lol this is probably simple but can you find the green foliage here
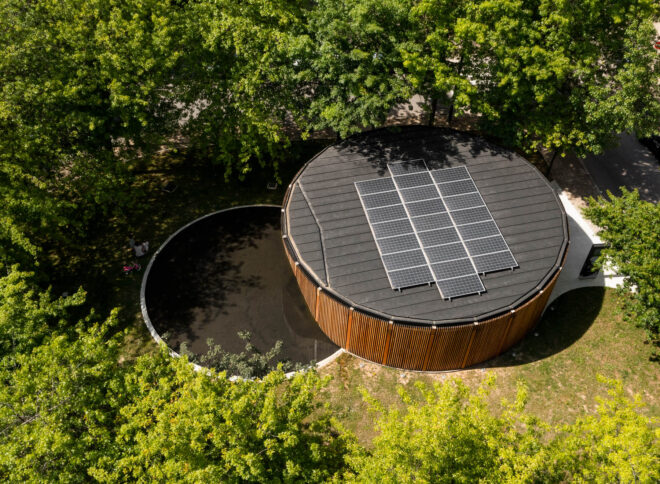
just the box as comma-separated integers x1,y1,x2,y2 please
345,375,659,483
0,318,126,482
0,265,86,360
181,331,305,379
0,268,351,482
90,354,351,483
409,0,660,155
346,376,552,483
307,0,413,137
177,0,312,179
0,0,185,262
550,376,660,484
584,188,660,343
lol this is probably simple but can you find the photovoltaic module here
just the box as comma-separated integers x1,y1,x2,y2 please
355,160,518,299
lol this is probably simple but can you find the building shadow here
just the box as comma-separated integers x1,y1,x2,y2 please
480,286,606,369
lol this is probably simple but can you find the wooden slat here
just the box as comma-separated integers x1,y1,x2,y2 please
316,291,349,347
286,248,564,370
348,311,388,363
463,315,511,367
295,264,318,317
386,324,433,370
426,323,474,371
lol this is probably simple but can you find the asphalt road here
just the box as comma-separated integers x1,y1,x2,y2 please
581,133,660,203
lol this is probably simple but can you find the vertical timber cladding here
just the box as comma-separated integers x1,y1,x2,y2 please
288,234,563,370
426,323,474,370
500,269,562,352
294,263,318,318
347,310,389,364
316,290,349,347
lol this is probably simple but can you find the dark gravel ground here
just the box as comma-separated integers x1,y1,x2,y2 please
144,206,337,365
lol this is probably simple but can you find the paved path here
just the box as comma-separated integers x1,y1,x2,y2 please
581,133,660,203
547,186,625,308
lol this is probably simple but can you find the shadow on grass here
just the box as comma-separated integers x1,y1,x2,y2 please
481,287,606,369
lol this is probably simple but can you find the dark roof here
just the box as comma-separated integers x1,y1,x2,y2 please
283,126,568,325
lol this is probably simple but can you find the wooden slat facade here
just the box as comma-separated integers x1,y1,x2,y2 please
295,263,318,318
286,241,564,370
346,311,389,363
316,290,349,347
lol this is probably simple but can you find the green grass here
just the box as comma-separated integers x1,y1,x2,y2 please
321,287,659,445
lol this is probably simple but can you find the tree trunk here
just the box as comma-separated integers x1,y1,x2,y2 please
545,150,558,178
428,98,438,127
447,101,455,127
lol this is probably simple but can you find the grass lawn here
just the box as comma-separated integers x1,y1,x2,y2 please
321,287,659,445
48,138,658,445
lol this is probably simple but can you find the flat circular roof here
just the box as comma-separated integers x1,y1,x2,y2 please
283,126,568,325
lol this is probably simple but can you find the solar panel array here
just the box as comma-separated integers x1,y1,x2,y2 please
355,160,518,299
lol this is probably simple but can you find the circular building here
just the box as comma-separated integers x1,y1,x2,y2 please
282,126,568,371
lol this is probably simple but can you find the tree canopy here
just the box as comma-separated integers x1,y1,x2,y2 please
584,188,660,345
345,376,659,483
1,0,659,266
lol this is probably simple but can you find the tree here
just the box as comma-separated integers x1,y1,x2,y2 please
179,331,305,379
345,376,553,483
401,0,476,126
175,0,313,179
0,318,126,482
306,0,413,137
0,268,351,481
453,0,660,156
0,265,86,361
345,375,659,483
549,376,659,483
90,357,352,482
0,0,186,263
583,188,660,346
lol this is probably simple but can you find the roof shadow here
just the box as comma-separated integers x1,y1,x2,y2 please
334,126,515,178
477,286,606,369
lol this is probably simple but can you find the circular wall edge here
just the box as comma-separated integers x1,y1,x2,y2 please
139,204,344,377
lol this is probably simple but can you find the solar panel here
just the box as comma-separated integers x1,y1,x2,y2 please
425,242,468,262
430,166,470,183
450,206,491,226
388,159,427,176
382,250,427,271
472,251,517,274
372,218,414,239
354,161,517,297
367,204,408,223
429,166,518,275
406,199,447,217
399,185,439,203
457,221,499,240
443,192,484,211
411,213,453,231
361,190,401,209
394,171,433,189
387,163,484,299
417,228,461,248
355,177,395,195
436,179,478,197
377,233,419,255
388,265,434,289
436,275,485,299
